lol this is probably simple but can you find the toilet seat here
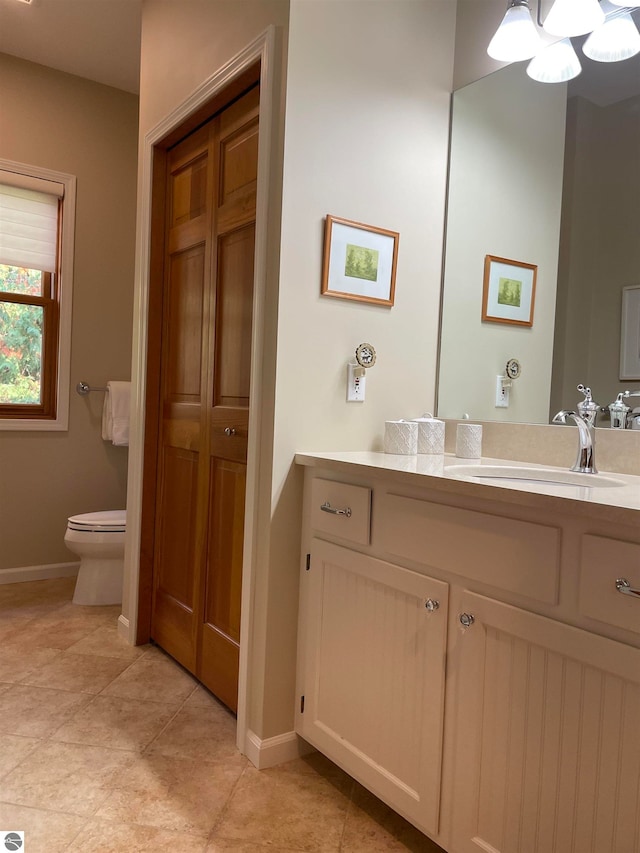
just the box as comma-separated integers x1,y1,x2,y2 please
67,510,126,533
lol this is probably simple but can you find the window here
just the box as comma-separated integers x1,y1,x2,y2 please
0,161,76,430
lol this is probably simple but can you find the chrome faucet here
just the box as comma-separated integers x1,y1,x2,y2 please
552,384,598,473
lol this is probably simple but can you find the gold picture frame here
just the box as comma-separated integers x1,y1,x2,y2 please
482,254,537,327
321,215,399,307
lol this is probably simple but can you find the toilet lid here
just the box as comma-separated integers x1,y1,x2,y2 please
67,510,126,532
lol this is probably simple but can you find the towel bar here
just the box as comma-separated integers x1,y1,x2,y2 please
76,381,108,395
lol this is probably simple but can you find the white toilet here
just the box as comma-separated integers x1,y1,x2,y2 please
64,510,126,605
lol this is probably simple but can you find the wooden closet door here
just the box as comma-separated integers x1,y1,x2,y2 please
199,87,259,710
151,85,259,711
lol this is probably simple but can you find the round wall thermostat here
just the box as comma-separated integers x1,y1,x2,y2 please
355,342,376,368
505,358,521,380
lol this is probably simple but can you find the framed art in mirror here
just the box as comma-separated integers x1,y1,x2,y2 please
321,215,399,307
620,285,640,381
482,254,537,327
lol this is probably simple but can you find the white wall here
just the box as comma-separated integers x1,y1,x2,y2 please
260,0,456,736
438,63,566,423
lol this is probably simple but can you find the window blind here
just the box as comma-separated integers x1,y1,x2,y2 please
0,181,61,273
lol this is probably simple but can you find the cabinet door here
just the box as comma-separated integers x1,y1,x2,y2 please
297,538,448,838
451,590,640,853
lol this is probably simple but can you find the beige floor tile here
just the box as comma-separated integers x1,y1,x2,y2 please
102,654,197,704
21,652,131,694
0,802,87,853
210,762,352,852
206,841,309,852
0,646,61,683
95,752,246,833
148,704,239,763
0,740,135,816
0,734,41,779
0,685,90,737
65,624,149,660
341,783,444,852
68,818,208,852
184,684,222,708
50,694,178,751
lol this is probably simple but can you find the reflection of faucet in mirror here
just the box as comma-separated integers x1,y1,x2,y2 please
552,384,599,473
605,390,640,429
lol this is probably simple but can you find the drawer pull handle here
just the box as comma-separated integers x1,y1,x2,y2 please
616,578,640,599
425,599,440,613
459,612,475,628
224,427,236,437
320,501,352,518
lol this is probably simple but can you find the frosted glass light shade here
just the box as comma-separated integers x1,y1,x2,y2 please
584,11,640,61
487,1,542,62
543,0,605,37
526,38,582,82
609,0,640,6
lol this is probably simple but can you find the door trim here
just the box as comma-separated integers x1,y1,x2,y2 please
123,25,279,757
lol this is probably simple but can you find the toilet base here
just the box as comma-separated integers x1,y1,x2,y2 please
72,557,124,606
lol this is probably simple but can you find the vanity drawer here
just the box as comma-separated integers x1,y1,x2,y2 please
377,493,560,604
309,478,371,546
579,534,640,636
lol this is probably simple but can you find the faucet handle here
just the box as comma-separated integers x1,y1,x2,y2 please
576,384,599,426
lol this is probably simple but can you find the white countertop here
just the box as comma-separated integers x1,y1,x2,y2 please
295,451,640,524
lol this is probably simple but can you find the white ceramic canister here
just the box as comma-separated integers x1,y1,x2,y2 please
411,412,445,455
383,419,418,455
455,422,483,459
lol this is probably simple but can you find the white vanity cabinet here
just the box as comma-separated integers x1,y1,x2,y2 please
294,458,640,853
450,590,640,853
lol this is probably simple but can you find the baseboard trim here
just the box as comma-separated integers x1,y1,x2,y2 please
243,728,315,770
117,614,130,642
0,561,80,585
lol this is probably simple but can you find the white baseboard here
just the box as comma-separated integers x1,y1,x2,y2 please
0,561,80,585
117,614,130,642
243,728,315,770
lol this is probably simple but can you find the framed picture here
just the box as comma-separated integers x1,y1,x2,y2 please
321,215,399,306
482,254,537,327
620,285,640,380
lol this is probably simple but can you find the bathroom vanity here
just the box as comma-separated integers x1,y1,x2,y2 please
294,451,640,853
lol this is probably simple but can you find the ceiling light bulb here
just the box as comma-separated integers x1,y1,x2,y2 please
583,9,640,61
543,0,605,37
526,38,582,82
487,0,542,62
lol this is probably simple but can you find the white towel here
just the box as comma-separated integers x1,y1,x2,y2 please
102,381,131,446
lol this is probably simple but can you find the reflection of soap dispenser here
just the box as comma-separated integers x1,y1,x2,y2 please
608,393,631,429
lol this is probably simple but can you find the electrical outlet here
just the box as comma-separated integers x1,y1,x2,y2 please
347,362,366,402
495,375,510,408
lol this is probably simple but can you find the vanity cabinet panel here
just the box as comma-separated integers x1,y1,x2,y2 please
377,492,560,604
579,534,640,636
451,590,640,853
296,538,449,839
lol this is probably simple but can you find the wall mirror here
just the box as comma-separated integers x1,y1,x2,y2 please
437,26,640,426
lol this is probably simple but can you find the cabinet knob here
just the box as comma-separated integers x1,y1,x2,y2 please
616,578,640,599
459,612,475,628
224,427,236,437
425,599,440,613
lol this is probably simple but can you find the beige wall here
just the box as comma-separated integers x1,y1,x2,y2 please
438,63,567,423
552,93,640,415
134,0,455,742
0,54,138,572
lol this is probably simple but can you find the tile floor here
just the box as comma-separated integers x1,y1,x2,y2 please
0,577,445,852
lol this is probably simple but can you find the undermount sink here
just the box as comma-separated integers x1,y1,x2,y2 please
445,464,625,489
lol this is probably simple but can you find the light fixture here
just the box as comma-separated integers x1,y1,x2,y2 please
543,0,605,37
487,0,542,62
609,0,640,6
584,1,640,60
527,37,582,81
